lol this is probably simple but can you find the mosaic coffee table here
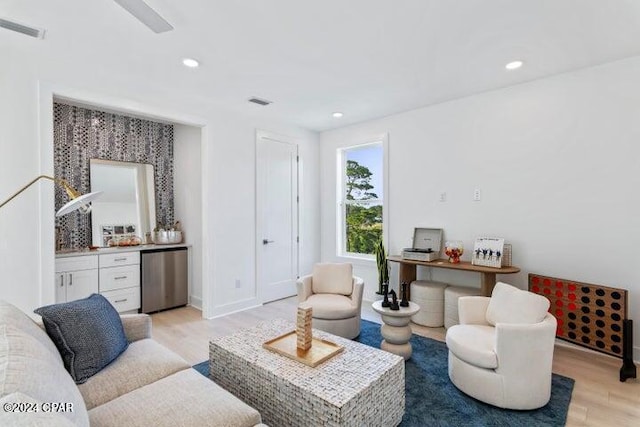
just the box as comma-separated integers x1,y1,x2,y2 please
209,319,405,427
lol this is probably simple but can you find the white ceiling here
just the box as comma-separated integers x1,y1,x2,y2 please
5,0,640,131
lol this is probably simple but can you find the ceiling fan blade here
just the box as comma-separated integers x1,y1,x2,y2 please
113,0,173,33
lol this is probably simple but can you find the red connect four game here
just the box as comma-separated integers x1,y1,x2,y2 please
528,273,636,382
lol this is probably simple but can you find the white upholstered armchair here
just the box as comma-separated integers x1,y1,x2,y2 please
446,282,557,410
296,263,364,339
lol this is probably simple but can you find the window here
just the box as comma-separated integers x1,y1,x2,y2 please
338,140,385,257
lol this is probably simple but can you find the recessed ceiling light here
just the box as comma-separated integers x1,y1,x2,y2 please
182,58,199,68
332,112,344,118
505,60,524,70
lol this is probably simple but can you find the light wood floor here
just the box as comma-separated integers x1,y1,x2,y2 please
151,298,640,427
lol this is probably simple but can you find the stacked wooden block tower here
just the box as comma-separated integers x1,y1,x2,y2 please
296,303,313,351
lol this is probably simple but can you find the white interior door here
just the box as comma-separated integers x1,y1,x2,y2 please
256,131,299,303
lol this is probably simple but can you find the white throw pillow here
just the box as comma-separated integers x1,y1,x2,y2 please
486,282,550,326
312,263,353,295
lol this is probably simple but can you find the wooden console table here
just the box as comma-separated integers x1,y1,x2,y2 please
388,256,520,298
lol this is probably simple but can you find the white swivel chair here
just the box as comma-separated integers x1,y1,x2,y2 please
446,282,557,410
296,263,364,339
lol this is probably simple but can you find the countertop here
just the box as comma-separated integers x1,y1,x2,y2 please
55,243,191,258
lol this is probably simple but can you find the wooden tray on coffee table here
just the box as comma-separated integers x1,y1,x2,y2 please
263,331,343,367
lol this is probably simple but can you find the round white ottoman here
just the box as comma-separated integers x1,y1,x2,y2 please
410,280,448,327
444,286,480,329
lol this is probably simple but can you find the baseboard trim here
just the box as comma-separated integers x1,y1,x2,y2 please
189,296,203,310
363,291,383,302
207,298,262,319
555,339,640,364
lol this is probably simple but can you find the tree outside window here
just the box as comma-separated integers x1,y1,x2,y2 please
340,143,383,256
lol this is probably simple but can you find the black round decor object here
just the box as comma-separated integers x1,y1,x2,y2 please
611,291,621,300
581,306,590,314
581,336,590,344
612,345,621,354
581,316,590,324
611,302,621,311
596,319,605,328
581,296,590,304
596,299,605,307
612,323,621,332
612,334,621,343
581,287,590,294
568,322,577,329
568,312,577,320
596,329,605,338
596,309,605,317
596,340,605,349
595,289,605,297
581,326,590,334
568,332,577,339
612,313,621,321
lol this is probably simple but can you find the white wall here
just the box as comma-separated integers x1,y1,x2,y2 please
206,122,320,315
174,124,203,309
0,43,320,320
298,137,321,278
320,57,640,360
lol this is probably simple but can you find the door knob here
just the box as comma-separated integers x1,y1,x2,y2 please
262,239,275,245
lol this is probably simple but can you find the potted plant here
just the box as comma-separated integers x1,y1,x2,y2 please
375,238,390,295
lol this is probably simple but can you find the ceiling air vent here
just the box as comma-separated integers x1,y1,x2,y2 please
248,97,273,106
0,18,45,39
113,0,173,34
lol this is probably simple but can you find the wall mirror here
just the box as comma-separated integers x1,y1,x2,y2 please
89,159,156,247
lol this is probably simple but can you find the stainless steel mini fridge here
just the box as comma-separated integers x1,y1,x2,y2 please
141,247,188,313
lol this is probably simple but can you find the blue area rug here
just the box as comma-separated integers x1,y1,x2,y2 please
194,319,574,426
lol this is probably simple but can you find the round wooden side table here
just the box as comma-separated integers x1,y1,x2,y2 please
372,300,420,360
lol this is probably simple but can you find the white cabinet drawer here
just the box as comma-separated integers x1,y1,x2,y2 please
101,287,140,313
55,255,98,273
99,252,140,268
99,265,140,292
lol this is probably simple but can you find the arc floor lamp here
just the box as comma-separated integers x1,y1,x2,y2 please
0,175,102,216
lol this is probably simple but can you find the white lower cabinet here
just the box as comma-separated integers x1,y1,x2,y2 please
101,287,141,313
99,265,140,292
99,251,140,313
55,256,99,303
55,251,141,313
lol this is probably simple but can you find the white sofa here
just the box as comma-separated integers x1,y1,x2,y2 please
0,301,264,427
445,282,557,410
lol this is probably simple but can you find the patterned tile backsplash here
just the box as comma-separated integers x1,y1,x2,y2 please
54,102,174,249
